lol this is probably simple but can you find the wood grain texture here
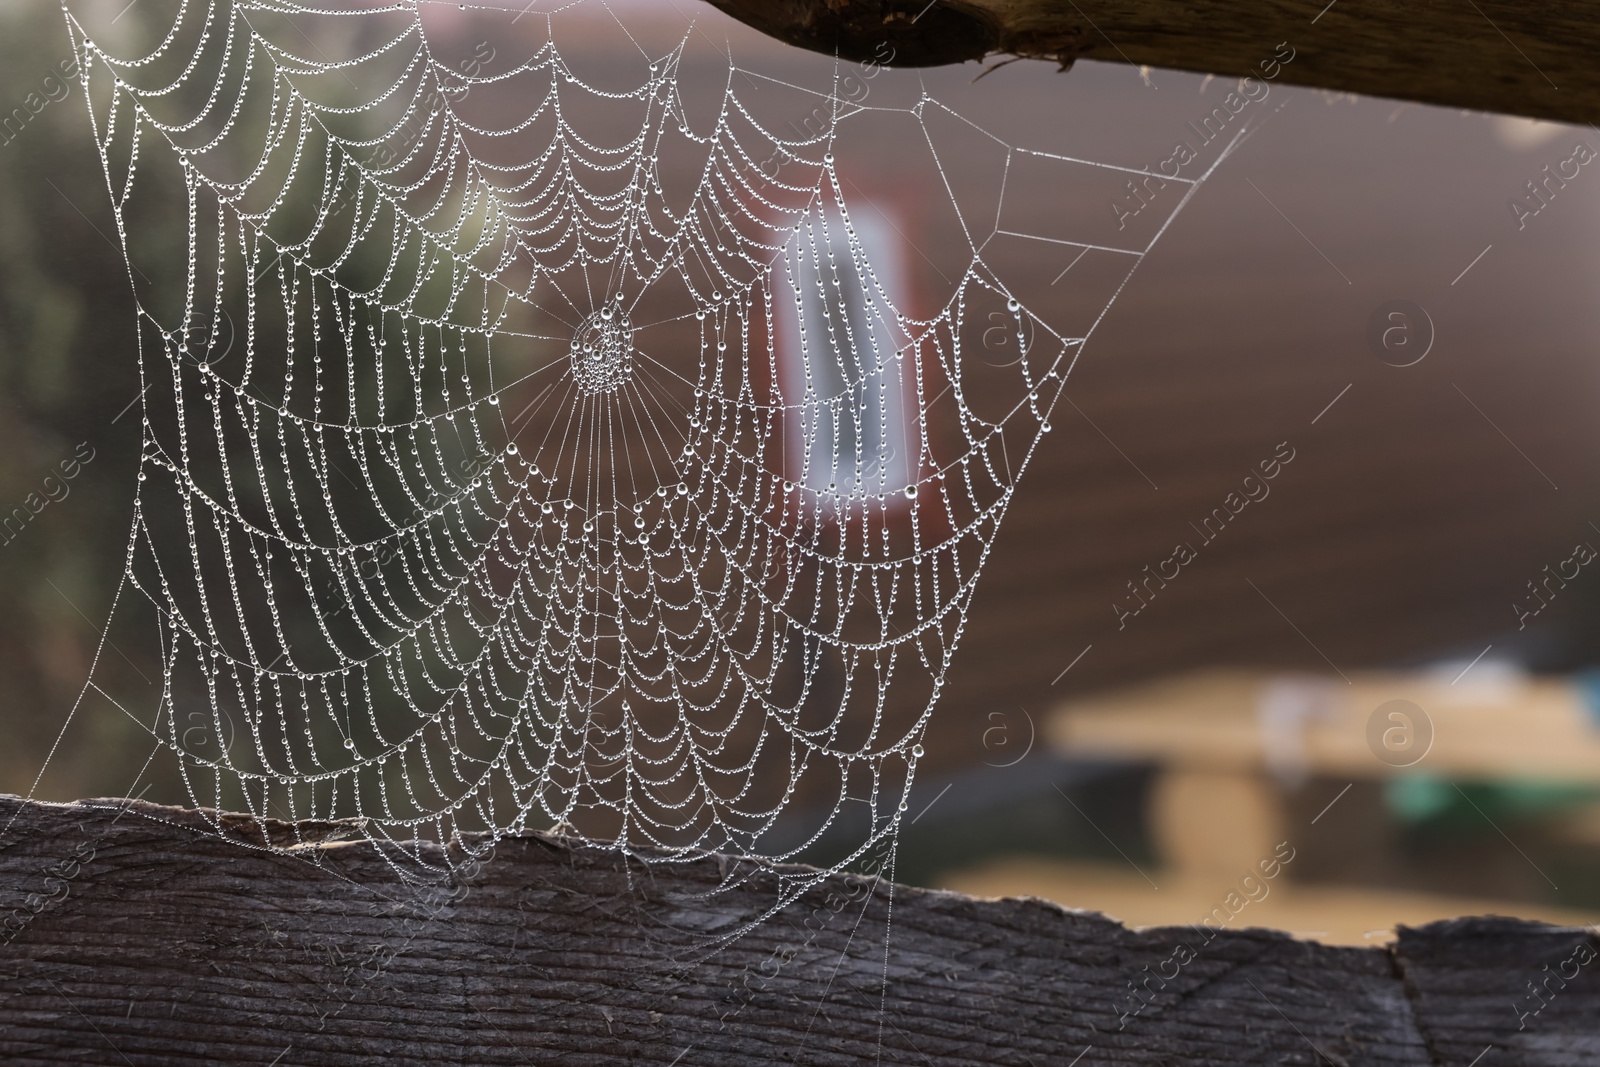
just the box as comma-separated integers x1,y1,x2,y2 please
698,0,1595,126
0,794,1592,1064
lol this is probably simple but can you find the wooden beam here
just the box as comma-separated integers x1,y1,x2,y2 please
699,0,1598,127
0,795,1595,1063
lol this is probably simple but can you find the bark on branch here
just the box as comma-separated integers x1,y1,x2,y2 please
699,0,1600,127
0,795,1596,1064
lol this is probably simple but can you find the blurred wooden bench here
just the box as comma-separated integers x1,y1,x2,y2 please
1047,667,1600,879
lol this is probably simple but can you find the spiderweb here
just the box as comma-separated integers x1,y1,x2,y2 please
57,0,1235,893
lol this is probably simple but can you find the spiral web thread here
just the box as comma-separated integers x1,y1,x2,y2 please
57,0,1232,897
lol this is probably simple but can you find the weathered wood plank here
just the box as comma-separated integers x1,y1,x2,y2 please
0,794,1588,1064
699,0,1596,126
1397,920,1600,1066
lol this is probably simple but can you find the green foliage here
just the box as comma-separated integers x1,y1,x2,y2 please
0,7,148,798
